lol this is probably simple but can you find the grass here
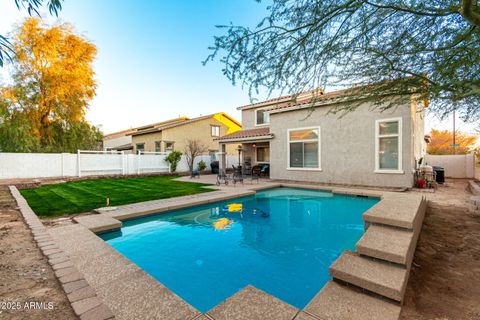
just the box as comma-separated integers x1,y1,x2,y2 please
20,176,214,217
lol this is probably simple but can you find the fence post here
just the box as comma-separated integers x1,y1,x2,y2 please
137,150,141,175
77,150,81,177
120,150,125,176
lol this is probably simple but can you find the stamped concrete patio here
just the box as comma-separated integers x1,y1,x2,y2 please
10,175,429,320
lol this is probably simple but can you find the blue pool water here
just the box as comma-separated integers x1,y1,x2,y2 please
101,188,378,312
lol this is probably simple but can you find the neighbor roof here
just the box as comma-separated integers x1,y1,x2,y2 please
129,112,241,137
104,128,136,140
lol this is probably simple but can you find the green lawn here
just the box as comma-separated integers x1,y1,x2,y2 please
20,176,214,217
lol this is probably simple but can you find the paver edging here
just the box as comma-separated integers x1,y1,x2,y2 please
8,186,115,320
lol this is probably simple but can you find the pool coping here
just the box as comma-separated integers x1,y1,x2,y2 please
11,183,426,320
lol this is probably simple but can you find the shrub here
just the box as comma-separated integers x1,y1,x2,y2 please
198,160,207,171
165,150,182,172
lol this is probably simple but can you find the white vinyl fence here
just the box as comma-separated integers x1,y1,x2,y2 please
425,154,475,178
0,151,238,180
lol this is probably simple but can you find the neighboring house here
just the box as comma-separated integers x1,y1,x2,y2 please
103,128,136,153
129,113,241,157
216,87,427,188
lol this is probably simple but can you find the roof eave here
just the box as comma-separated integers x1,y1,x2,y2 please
237,97,295,111
215,134,274,143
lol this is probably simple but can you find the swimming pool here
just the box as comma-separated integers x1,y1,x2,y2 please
101,187,378,312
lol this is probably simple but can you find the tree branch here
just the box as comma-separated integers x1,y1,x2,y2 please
460,0,480,27
364,1,459,17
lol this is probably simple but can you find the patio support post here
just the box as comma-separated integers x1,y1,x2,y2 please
219,143,227,172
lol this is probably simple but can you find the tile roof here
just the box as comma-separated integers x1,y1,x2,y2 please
265,88,357,113
216,127,273,141
129,113,240,137
238,88,324,110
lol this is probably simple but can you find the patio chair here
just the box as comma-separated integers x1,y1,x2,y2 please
232,165,244,185
252,164,270,178
216,169,231,186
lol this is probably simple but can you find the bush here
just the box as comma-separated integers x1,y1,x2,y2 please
165,150,182,172
197,160,207,171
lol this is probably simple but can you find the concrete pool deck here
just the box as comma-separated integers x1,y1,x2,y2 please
10,177,427,320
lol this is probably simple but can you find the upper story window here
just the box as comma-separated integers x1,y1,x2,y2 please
255,109,270,126
288,127,320,170
375,118,403,173
211,125,220,137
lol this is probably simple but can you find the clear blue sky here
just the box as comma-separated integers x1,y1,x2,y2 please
0,0,477,137
0,0,270,134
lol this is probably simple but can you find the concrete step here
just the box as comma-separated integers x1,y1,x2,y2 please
304,281,401,320
356,224,415,266
363,193,426,231
329,251,408,302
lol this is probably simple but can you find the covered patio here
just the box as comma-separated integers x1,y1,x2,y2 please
215,127,274,175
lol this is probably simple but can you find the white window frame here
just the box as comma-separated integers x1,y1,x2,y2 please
287,126,322,171
255,145,270,164
254,108,270,126
211,125,220,137
375,117,404,174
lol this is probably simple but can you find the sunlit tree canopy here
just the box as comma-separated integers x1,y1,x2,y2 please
0,0,63,66
0,17,102,152
427,129,478,154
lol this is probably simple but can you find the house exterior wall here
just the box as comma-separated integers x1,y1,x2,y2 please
241,108,271,130
268,98,417,188
103,135,132,150
132,118,237,155
411,95,427,164
131,132,163,153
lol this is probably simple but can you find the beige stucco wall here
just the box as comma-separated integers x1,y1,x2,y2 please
268,98,417,188
132,118,237,155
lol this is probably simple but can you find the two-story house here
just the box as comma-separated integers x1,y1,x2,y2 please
129,113,241,157
216,87,427,188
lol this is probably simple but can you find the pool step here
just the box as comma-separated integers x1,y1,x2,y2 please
329,251,408,302
304,281,401,320
363,194,426,230
356,224,415,266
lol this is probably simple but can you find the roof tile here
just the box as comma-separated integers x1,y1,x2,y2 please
216,127,272,141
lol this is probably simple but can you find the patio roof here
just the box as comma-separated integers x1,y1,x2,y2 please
215,127,273,143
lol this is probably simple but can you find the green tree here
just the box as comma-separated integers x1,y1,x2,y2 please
1,0,63,66
197,160,207,171
0,99,38,152
206,0,480,122
165,150,183,172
